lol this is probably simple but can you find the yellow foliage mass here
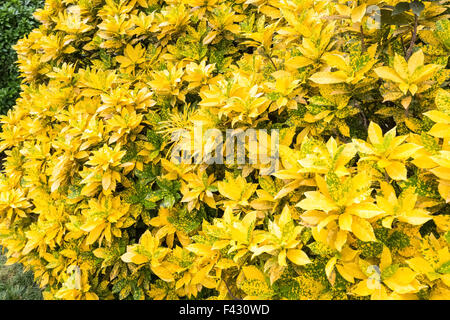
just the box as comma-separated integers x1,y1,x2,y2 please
0,0,449,300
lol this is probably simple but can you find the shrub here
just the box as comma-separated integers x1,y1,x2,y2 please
0,0,43,114
0,0,449,300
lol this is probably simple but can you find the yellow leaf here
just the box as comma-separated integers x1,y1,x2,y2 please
203,31,218,44
242,265,266,282
336,264,354,283
406,257,434,274
85,223,104,245
412,64,442,83
400,209,432,225
297,191,338,213
278,248,287,266
351,216,377,242
335,230,348,251
351,4,366,23
121,251,148,265
326,257,337,280
151,264,175,282
433,215,450,231
285,56,313,69
301,210,327,225
408,50,424,75
394,54,409,80
339,213,353,231
385,161,407,180
322,53,349,71
279,205,292,228
351,280,372,296
390,143,422,160
309,71,348,84
428,123,450,138
374,67,404,83
380,246,392,270
286,249,311,265
367,122,383,146
346,203,383,219
424,110,450,124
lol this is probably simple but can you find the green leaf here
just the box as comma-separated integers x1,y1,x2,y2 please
445,231,450,244
168,206,205,233
381,264,399,280
325,172,340,202
410,0,425,16
155,179,181,208
435,89,450,114
392,2,411,15
437,261,450,274
132,287,144,300
435,19,450,51
240,279,273,298
147,130,163,151
161,194,176,208
145,190,163,203
307,241,335,257
300,227,312,244
385,230,410,250
67,185,82,199
398,175,440,199
135,165,159,185
272,277,302,300
259,176,279,196
207,185,218,193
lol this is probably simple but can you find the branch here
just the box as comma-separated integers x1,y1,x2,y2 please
400,35,407,57
405,105,410,118
356,102,368,130
405,14,418,60
360,25,366,53
259,47,278,71
223,279,241,300
384,170,390,183
268,56,278,71
332,128,351,144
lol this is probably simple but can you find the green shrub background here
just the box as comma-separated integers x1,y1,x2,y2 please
0,0,43,114
0,0,44,299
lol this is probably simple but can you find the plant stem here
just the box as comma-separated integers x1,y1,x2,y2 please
360,25,366,53
223,279,241,300
357,102,368,130
384,170,390,183
406,14,418,59
400,35,406,57
267,54,277,71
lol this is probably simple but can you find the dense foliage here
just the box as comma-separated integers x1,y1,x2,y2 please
0,0,449,300
0,0,43,114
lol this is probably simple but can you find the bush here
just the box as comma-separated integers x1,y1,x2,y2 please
0,0,43,114
0,0,449,300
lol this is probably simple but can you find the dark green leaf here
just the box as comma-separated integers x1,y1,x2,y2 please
392,2,411,15
410,0,425,16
